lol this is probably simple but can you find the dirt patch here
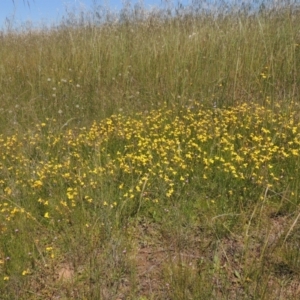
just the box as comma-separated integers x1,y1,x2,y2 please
57,262,75,282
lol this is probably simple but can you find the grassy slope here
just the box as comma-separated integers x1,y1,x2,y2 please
1,3,300,299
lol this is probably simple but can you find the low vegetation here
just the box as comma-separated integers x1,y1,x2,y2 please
1,1,300,299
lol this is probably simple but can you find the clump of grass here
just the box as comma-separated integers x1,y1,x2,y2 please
1,1,300,298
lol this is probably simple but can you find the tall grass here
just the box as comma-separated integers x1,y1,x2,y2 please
1,1,300,299
1,1,300,135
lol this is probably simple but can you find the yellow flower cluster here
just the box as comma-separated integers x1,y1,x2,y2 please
0,101,299,224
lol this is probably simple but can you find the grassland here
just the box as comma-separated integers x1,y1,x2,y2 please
1,1,300,299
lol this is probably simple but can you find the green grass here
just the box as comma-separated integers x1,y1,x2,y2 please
1,1,300,299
